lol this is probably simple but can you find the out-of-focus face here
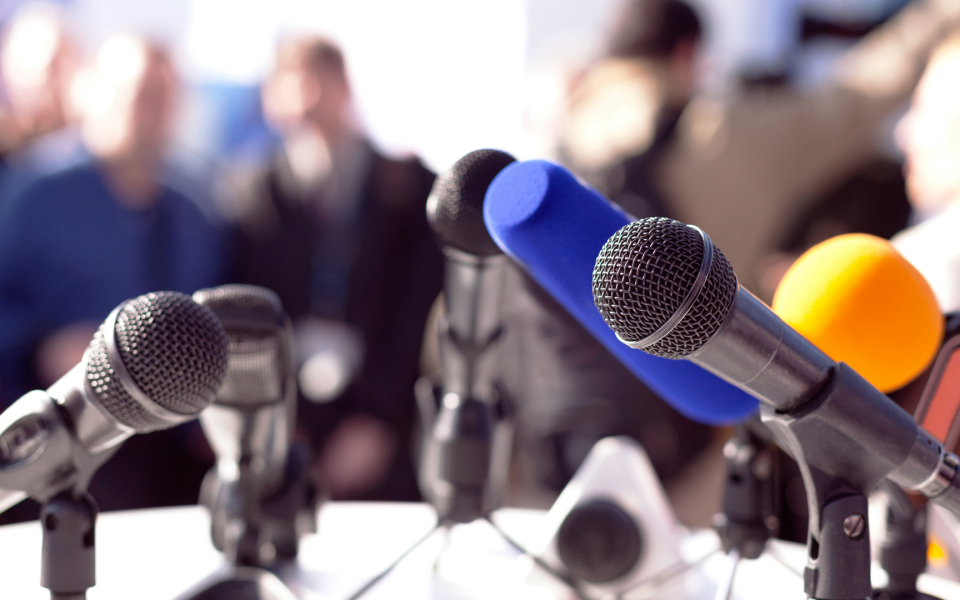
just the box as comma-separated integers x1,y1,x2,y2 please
78,36,176,161
896,42,960,218
0,9,77,133
129,54,176,154
262,50,350,137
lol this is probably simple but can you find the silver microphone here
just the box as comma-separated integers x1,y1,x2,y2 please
422,149,515,522
592,217,960,523
194,284,315,566
0,291,229,513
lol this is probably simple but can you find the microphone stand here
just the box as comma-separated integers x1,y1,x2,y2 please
762,400,878,600
346,371,592,600
872,482,941,600
711,421,778,600
40,492,98,600
182,442,319,600
204,441,319,566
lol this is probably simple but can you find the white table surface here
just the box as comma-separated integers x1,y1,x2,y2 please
1,502,959,600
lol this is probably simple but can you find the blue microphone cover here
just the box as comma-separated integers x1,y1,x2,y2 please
483,160,758,424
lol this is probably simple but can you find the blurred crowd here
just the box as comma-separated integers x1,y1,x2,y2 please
0,0,959,531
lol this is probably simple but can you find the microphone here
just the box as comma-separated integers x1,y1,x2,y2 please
422,148,515,522
0,291,229,513
771,234,946,599
772,233,943,393
591,217,960,520
482,159,758,424
193,284,313,566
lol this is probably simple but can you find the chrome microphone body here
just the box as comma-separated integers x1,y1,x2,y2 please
0,291,229,511
194,284,315,566
439,248,508,405
0,367,126,514
684,284,957,510
423,149,515,523
194,285,294,498
683,287,834,412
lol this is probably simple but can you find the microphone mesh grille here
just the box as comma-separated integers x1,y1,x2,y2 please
557,499,643,584
426,149,515,256
193,284,287,406
593,218,737,359
193,284,282,315
85,291,228,432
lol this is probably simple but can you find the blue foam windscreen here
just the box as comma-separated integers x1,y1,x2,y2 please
483,160,759,425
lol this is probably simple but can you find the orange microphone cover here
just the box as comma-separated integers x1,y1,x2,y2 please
772,233,943,393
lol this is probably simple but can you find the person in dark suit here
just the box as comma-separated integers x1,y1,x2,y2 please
229,37,443,500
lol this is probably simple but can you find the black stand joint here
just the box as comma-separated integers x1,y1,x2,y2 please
41,492,98,600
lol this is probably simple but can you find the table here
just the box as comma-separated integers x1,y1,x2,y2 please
2,502,960,599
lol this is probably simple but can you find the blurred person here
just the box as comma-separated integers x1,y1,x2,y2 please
892,31,960,313
488,3,717,511
493,0,712,521
0,3,79,171
552,0,958,532
561,0,960,298
228,37,442,500
0,36,225,519
560,0,701,219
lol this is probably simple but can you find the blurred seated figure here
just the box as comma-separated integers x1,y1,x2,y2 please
893,31,960,313
0,4,78,165
469,3,713,513
757,157,912,298
0,36,225,519
559,0,700,220
228,37,442,500
0,3,87,206
561,0,960,298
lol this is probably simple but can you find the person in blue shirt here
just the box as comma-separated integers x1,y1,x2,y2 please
0,35,225,403
0,36,225,520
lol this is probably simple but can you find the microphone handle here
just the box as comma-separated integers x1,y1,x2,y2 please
427,250,507,523
671,286,834,413
440,249,507,402
679,283,960,522
0,375,128,512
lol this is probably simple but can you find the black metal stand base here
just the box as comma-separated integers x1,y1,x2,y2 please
175,566,296,600
871,592,942,600
870,485,945,600
203,441,318,568
342,516,595,600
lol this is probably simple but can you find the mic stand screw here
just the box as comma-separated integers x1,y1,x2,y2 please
843,513,866,539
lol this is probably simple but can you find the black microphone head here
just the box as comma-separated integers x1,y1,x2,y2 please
592,217,738,359
426,149,516,256
85,291,229,432
193,284,289,407
557,499,644,584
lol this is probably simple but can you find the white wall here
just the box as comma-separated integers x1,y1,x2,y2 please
183,0,528,172
51,0,907,172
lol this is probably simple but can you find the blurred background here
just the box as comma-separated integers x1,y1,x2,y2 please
0,0,954,537
0,0,911,172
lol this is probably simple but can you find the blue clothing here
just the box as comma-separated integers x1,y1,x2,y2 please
0,160,226,403
0,129,88,210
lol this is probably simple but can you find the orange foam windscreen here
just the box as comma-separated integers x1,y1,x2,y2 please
772,233,943,393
